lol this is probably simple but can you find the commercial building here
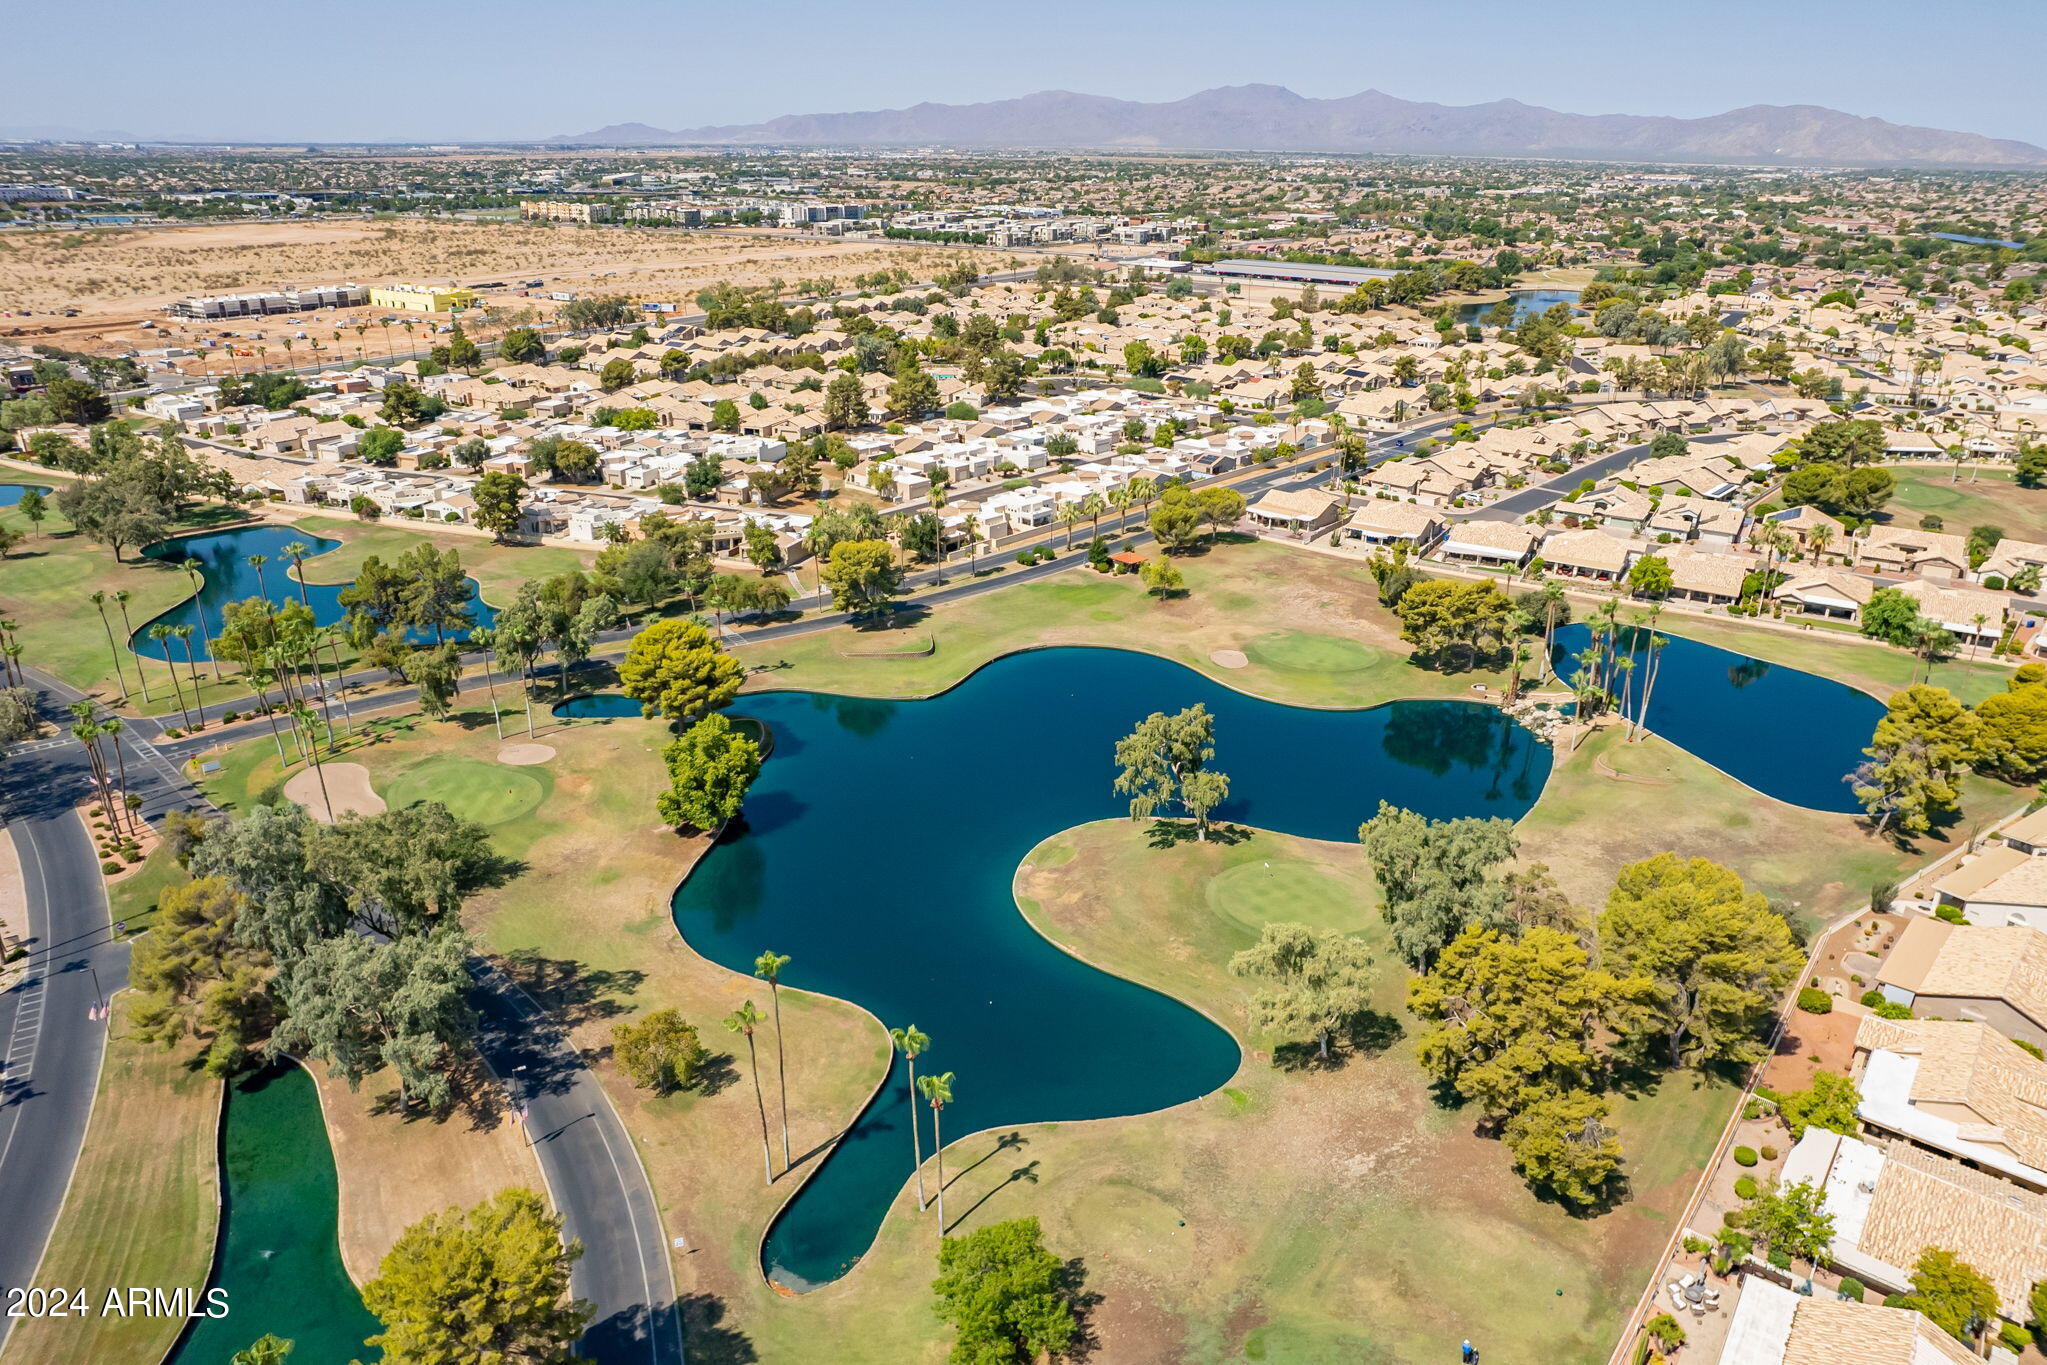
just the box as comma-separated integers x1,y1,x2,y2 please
520,200,613,224
369,284,480,314
1201,259,1400,288
170,284,368,319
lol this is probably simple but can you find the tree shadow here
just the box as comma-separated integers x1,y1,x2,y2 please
945,1159,1042,1234
944,1131,1027,1189
692,1050,739,1099
1144,819,1251,849
676,1292,757,1365
1271,1009,1403,1072
1059,1257,1106,1363
497,948,645,1027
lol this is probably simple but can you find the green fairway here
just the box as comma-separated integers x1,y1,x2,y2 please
1883,467,2047,548
382,754,549,825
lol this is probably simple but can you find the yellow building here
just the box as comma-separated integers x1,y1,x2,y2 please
369,283,480,313
520,199,611,224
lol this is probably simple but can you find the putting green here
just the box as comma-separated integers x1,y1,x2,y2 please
1204,859,1368,935
383,756,548,827
1242,631,1377,676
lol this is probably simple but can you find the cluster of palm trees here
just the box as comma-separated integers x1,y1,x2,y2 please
68,701,140,841
724,950,799,1186
1054,476,1160,553
1564,598,1670,750
890,1023,958,1233
0,616,24,689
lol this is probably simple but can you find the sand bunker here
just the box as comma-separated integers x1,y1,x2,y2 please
1209,649,1249,669
285,762,386,823
498,743,556,766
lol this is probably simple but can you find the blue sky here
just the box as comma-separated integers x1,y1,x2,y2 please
7,0,2045,148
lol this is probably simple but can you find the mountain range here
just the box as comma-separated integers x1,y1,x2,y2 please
557,85,2047,167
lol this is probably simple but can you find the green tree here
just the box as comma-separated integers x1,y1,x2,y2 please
1112,704,1232,839
378,381,443,428
1974,670,2047,781
599,357,638,391
1775,1070,1861,1138
918,1070,956,1229
888,354,939,418
1749,1178,1835,1283
1228,922,1376,1060
268,927,478,1112
824,372,869,430
1147,486,1204,551
819,538,903,616
498,327,545,364
656,713,760,831
724,1001,776,1183
710,398,741,432
1894,1247,2000,1346
1139,557,1184,599
1599,854,1801,1068
400,642,463,720
616,619,739,723
43,376,110,425
127,875,269,1077
1357,802,1518,970
610,1009,707,1094
1854,685,1981,837
930,1217,1078,1365
755,950,794,1170
891,1024,933,1210
1860,586,1928,648
361,1188,592,1365
1502,1088,1622,1207
1628,554,1674,599
472,470,527,542
1409,926,1653,1119
1393,579,1515,669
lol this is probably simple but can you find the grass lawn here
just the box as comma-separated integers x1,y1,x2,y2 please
285,514,590,608
1654,613,2012,706
735,538,1505,709
1519,725,2025,931
1882,467,2047,548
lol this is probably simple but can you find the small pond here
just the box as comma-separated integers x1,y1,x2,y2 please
131,524,495,662
672,646,1552,1290
0,482,51,508
1551,622,1882,813
166,1060,379,1365
1453,288,1582,327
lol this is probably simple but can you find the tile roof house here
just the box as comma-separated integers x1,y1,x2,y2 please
1852,1016,2047,1189
1895,580,2009,647
1539,528,1641,581
1784,1128,2047,1324
1874,918,2047,1050
1248,489,1346,537
1340,500,1444,550
1932,843,2047,930
1857,527,1969,580
1715,1276,1976,1365
1438,518,1540,569
1774,568,1877,621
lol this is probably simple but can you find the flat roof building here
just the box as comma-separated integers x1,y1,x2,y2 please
369,284,480,314
1203,259,1400,288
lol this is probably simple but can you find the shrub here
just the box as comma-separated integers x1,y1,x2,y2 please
1760,1145,1778,1161
1715,1228,1752,1256
1681,1236,1710,1255
1999,1322,2032,1353
100,860,122,875
1797,987,1833,1014
1646,1313,1686,1348
1734,1176,1759,1200
1872,1000,1913,1020
1721,1209,1749,1231
1934,904,1968,925
1016,552,1034,567
1837,1277,1864,1302
2017,1039,2045,1061
1733,1146,1759,1167
1768,1249,1792,1270
222,710,239,723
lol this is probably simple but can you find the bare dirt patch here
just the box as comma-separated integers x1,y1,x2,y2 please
285,761,384,822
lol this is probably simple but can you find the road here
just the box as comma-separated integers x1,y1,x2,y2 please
0,672,684,1365
1468,432,1737,523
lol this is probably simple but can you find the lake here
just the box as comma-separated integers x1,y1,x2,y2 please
131,524,495,662
672,646,1552,1290
0,482,51,508
1454,288,1582,328
1551,622,1882,813
165,1061,379,1365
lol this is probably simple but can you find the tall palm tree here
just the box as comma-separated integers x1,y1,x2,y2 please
281,541,314,609
290,702,333,819
180,562,217,680
112,591,150,701
173,625,203,722
88,591,130,703
100,717,135,837
316,625,353,736
917,1071,956,1232
149,625,191,727
754,951,794,1170
246,661,290,765
889,1025,931,1211
69,718,117,834
247,553,270,601
1081,491,1106,541
0,641,21,691
1059,502,1083,551
472,626,505,740
724,1001,775,1184
1809,523,1834,566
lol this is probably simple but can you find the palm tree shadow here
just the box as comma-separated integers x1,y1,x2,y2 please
944,1131,1027,1189
944,1159,1041,1234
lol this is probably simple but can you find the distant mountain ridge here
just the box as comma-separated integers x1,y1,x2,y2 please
555,84,2047,167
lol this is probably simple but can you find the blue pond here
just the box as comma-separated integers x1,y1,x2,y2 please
672,647,1552,1290
554,692,645,719
1454,288,1581,327
1552,622,1882,813
131,524,496,662
0,482,51,507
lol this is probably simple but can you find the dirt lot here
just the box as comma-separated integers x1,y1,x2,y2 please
0,217,986,355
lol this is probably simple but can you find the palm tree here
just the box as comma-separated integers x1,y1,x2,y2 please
88,591,130,703
917,1071,955,1232
1059,502,1083,551
173,625,204,722
753,950,794,1170
1809,523,1834,566
472,626,505,740
247,553,270,601
723,1001,775,1183
246,661,290,765
889,1025,932,1211
1970,613,1990,660
112,591,150,701
181,562,217,680
69,718,117,833
149,625,191,727
1081,491,1106,541
280,541,314,609
101,717,134,837
0,641,21,690
290,702,333,819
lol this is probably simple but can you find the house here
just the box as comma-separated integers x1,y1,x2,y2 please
1539,529,1639,582
1773,568,1875,621
1247,489,1345,537
1874,918,2047,1050
1978,538,2047,590
1780,1129,2046,1328
1341,500,1443,551
1437,519,1539,570
1645,495,1747,546
1764,504,1850,555
1857,527,1969,580
2000,805,2047,857
1662,549,1758,606
1930,845,2047,929
1895,580,2007,649
1852,1016,2047,1190
1715,1277,1976,1365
